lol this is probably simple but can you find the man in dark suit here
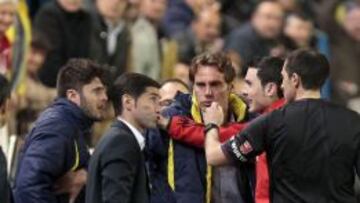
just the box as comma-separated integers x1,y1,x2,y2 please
86,73,161,203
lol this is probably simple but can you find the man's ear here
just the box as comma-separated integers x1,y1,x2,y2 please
66,89,81,106
0,103,5,114
122,94,135,112
264,82,277,97
291,73,301,88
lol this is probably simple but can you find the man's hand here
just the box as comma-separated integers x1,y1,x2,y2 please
203,102,224,126
54,169,87,203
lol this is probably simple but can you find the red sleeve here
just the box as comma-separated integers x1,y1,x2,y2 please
167,116,247,148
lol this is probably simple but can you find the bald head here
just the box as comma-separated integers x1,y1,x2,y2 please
159,79,189,109
252,1,284,39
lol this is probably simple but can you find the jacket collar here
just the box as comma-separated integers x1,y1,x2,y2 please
52,98,94,132
190,93,247,124
263,98,286,113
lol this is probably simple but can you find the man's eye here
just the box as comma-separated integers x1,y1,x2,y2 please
159,99,174,107
196,83,205,87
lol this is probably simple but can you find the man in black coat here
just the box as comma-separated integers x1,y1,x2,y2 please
88,0,131,77
86,73,161,203
34,0,92,87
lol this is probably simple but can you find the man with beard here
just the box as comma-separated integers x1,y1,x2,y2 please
13,59,110,203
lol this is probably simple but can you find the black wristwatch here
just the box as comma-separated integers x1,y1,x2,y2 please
204,123,219,135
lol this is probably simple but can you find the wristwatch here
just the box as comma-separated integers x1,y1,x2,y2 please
204,123,219,135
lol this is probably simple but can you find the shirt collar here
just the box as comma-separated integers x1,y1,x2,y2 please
264,99,286,113
117,117,145,150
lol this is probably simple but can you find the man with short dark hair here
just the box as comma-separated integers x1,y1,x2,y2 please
86,73,161,203
204,49,360,203
0,74,11,203
14,59,110,203
34,0,92,87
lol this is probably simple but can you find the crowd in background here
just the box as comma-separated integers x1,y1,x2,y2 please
0,0,360,202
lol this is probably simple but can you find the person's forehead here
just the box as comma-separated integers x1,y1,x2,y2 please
161,82,187,93
194,65,225,81
287,16,312,26
245,68,259,80
144,87,160,95
257,2,283,14
0,2,16,9
85,77,105,88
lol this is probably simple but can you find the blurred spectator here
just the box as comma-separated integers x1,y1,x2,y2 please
26,0,52,19
283,12,330,57
125,0,140,24
34,0,92,87
131,0,177,80
277,0,300,14
16,32,56,135
172,5,222,86
0,0,16,77
89,0,131,77
162,0,215,37
283,13,316,50
0,74,10,203
174,6,222,65
219,0,259,23
225,1,284,75
317,0,360,107
283,12,331,99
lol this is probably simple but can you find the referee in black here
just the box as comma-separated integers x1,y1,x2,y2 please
202,49,360,203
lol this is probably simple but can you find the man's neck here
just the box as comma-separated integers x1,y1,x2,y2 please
118,114,145,134
223,106,230,123
295,89,321,101
104,17,122,28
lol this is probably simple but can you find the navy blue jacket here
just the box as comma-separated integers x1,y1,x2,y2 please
147,93,255,203
13,98,92,203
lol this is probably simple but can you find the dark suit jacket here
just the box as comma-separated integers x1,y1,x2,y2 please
89,12,131,78
86,120,149,203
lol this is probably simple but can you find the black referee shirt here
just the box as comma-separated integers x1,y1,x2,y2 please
222,99,360,203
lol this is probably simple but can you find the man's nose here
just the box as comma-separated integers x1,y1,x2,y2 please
205,86,213,96
102,92,108,102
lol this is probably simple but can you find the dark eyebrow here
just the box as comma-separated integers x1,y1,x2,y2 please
93,86,106,91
